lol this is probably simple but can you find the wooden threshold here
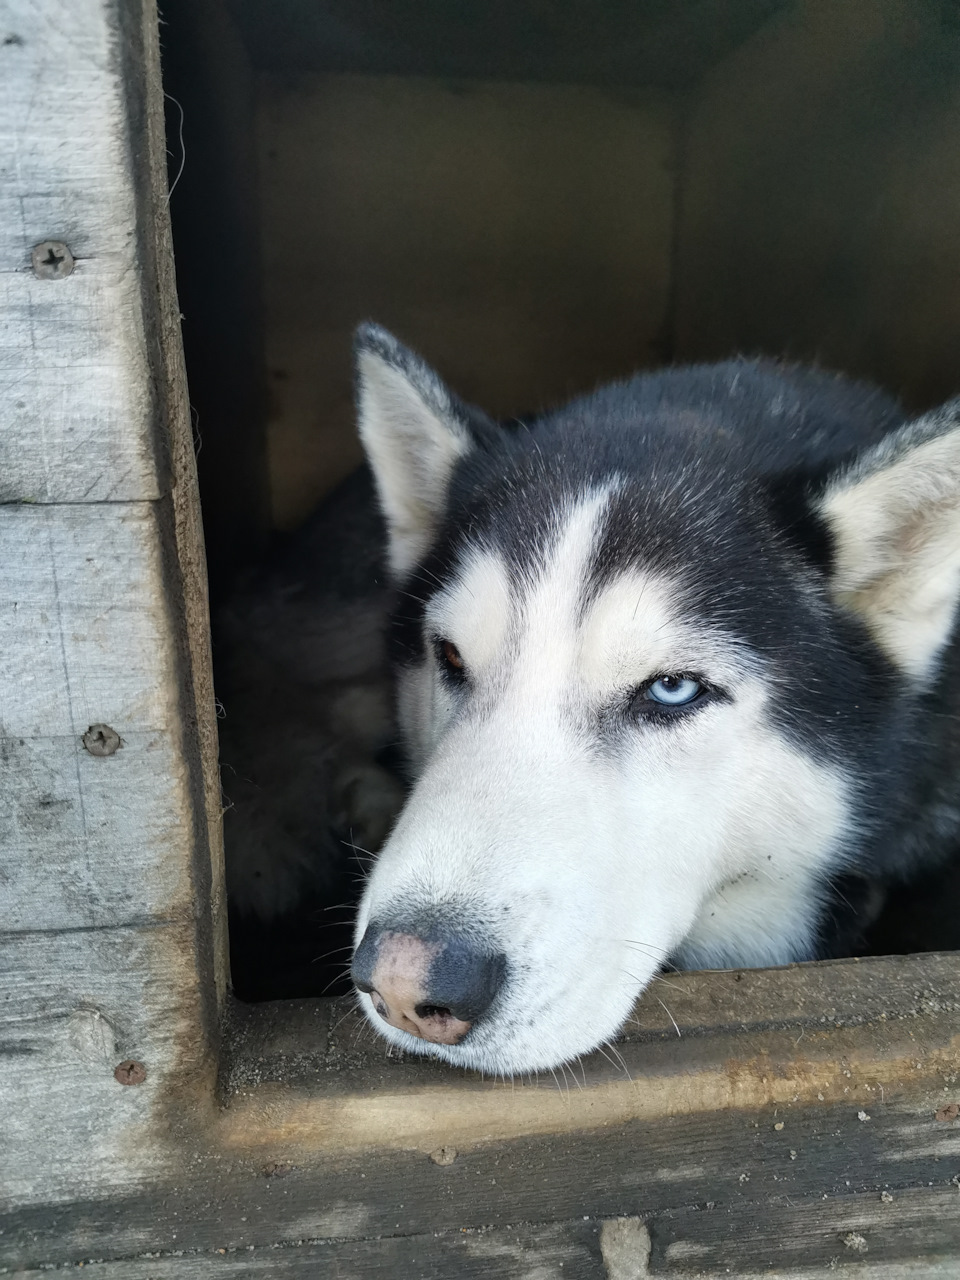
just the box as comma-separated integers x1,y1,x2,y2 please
6,952,960,1273
218,951,960,1157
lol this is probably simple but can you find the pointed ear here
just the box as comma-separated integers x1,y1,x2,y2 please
354,324,483,578
818,401,960,682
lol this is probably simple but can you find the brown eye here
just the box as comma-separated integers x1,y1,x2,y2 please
441,640,464,671
433,636,467,684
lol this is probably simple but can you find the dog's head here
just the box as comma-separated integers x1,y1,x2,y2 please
350,324,960,1073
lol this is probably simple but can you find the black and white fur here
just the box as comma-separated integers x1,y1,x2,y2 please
351,322,960,1074
215,470,403,998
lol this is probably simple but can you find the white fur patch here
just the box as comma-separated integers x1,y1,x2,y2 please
578,571,759,700
399,548,513,772
675,718,850,970
426,547,513,680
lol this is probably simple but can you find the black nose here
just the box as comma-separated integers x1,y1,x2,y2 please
352,924,507,1045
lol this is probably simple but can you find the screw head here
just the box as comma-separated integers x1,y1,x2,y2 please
114,1059,147,1086
83,724,121,757
429,1146,458,1166
31,240,74,279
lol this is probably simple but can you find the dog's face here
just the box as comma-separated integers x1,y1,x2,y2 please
350,325,960,1074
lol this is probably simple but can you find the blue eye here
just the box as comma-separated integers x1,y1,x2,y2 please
645,675,702,706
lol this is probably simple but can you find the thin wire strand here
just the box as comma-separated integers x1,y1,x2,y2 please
164,92,186,201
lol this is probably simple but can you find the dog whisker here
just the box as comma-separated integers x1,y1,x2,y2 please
595,1040,633,1081
655,997,682,1038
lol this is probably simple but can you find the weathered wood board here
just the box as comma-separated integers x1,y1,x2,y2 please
216,955,960,1174
5,954,960,1272
7,1221,610,1280
7,1207,960,1279
675,0,960,411
0,504,197,930
257,74,675,527
0,923,214,1205
0,0,223,1213
0,0,166,502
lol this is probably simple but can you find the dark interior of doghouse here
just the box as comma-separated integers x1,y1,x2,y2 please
159,0,960,1003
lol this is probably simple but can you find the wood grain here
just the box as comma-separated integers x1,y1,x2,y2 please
7,1220,609,1280
0,503,174,737
0,502,208,931
8,954,958,1264
0,0,166,502
217,954,960,1158
5,1119,960,1274
675,0,960,411
650,1185,960,1273
0,0,222,1212
8,1206,960,1280
0,922,214,1205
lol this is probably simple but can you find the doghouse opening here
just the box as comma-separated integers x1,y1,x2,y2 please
159,0,960,1004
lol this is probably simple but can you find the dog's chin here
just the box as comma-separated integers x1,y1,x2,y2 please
356,982,641,1076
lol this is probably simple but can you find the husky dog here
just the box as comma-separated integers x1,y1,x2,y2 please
215,469,403,996
349,323,960,1075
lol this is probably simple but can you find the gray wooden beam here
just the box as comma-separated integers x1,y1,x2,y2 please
0,0,224,1208
0,0,168,503
6,954,960,1266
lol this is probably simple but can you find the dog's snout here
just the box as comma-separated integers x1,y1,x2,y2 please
352,926,506,1046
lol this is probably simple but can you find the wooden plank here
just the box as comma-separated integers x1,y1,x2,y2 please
0,503,175,737
4,1116,960,1272
650,1186,960,1273
752,1264,960,1280
8,1220,607,1279
8,1219,960,1280
257,74,675,526
0,503,202,930
127,0,229,1007
674,0,960,411
3,734,197,930
0,0,225,1213
0,923,214,1206
216,954,960,1156
7,1210,960,1278
0,0,166,502
6,954,960,1266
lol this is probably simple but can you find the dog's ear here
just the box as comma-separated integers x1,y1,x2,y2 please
818,401,960,682
355,324,486,578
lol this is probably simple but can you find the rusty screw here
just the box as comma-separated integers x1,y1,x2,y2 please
429,1146,458,1166
31,240,75,279
114,1059,147,1086
83,724,121,757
